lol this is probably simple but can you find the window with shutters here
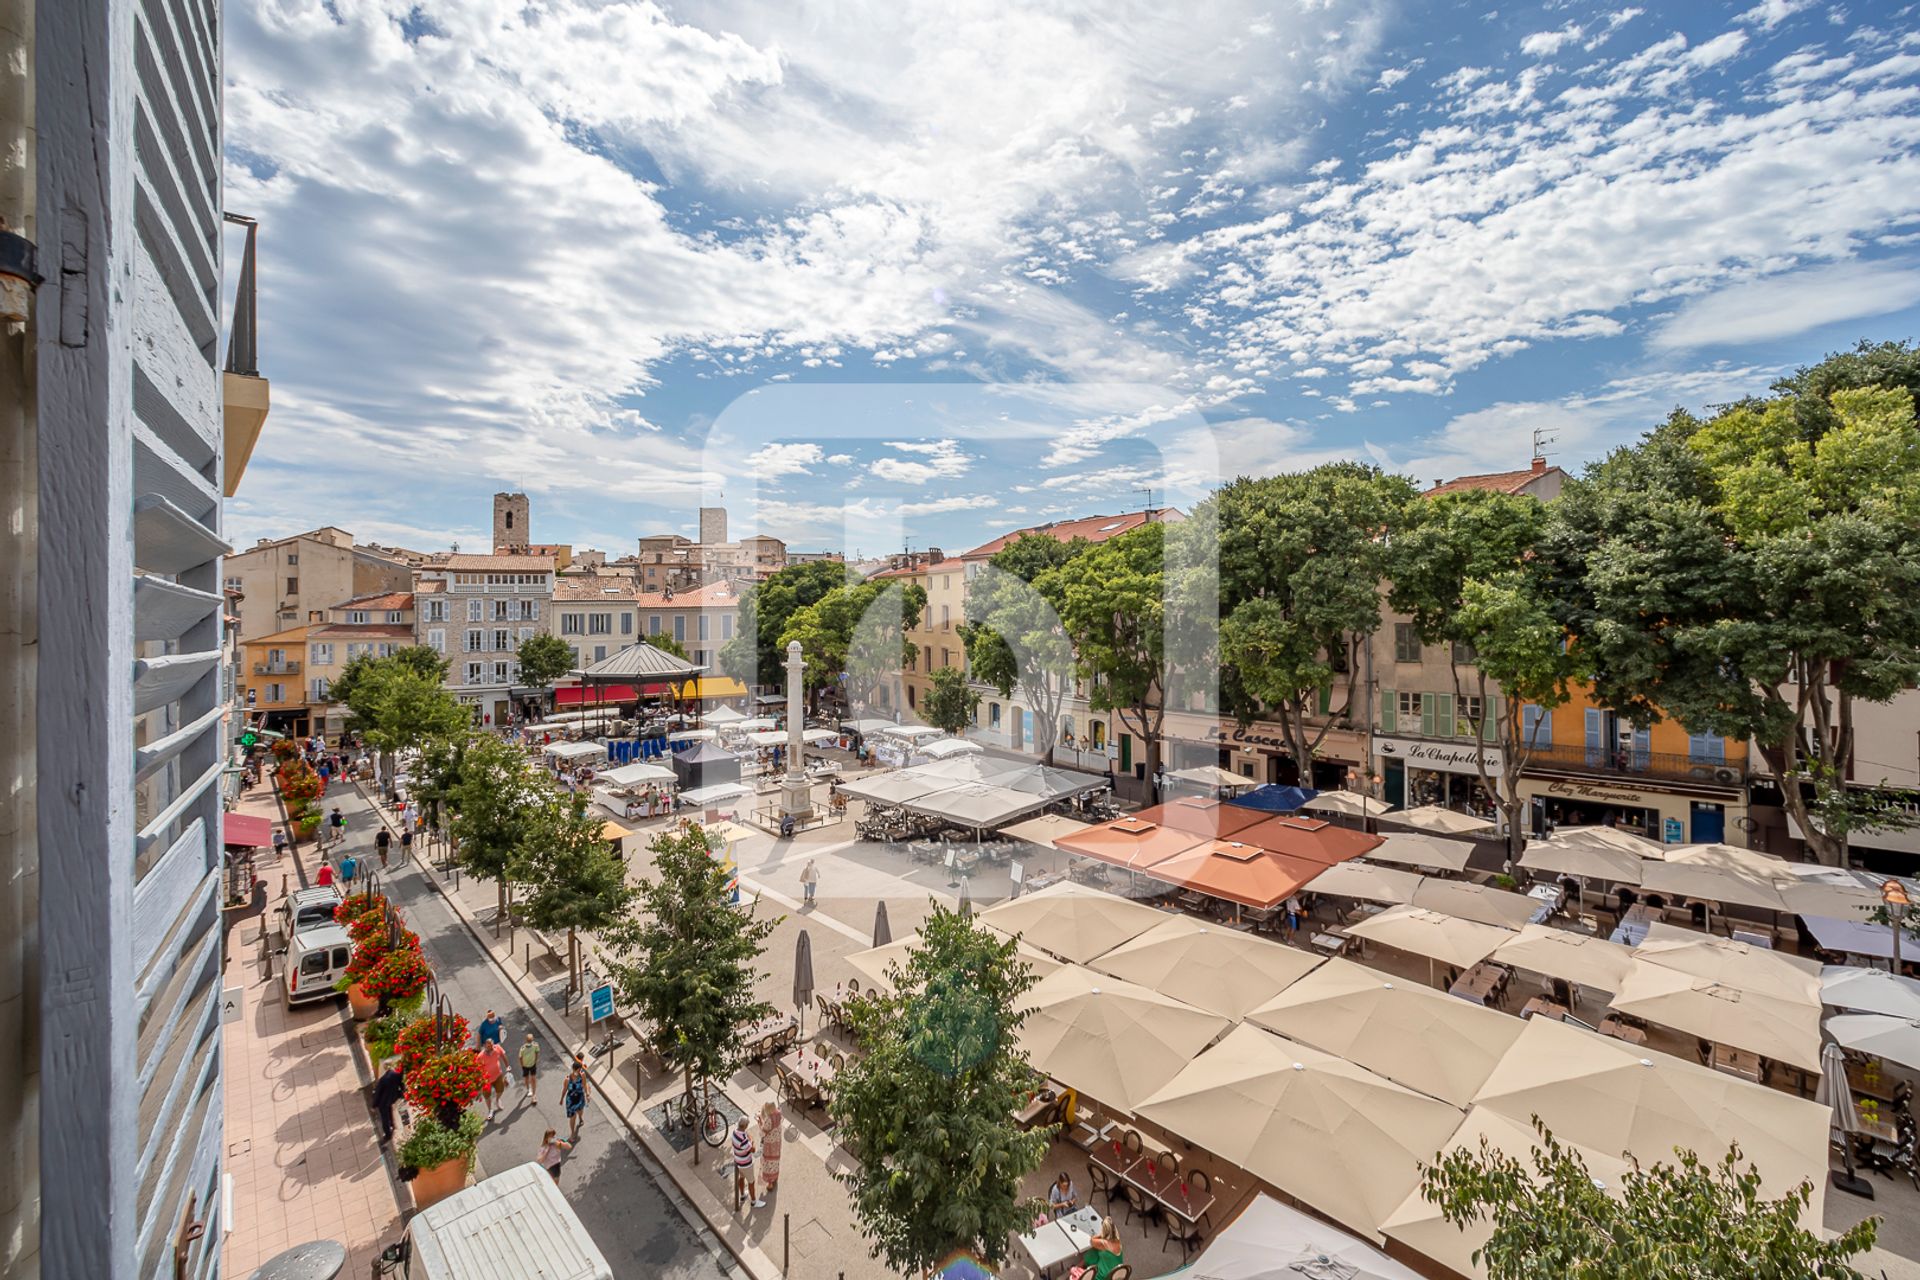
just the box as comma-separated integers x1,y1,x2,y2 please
468,599,484,622
346,610,369,624
494,599,510,620
561,613,584,635
1521,704,1552,748
648,615,661,636
1452,641,1477,665
429,629,446,654
520,599,538,620
311,678,330,701
621,612,633,635
492,629,510,651
309,642,333,666
722,615,734,640
1687,731,1726,763
519,626,534,643
1396,691,1420,726
1393,623,1421,663
698,615,710,641
387,610,404,623
465,629,484,652
589,613,611,635
1457,695,1483,737
674,616,686,643
494,662,510,683
426,599,448,622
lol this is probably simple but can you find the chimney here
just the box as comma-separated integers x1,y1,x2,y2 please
1530,455,1547,475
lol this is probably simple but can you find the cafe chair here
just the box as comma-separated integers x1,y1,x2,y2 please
1122,1183,1157,1228
1154,1150,1180,1178
830,1051,847,1070
1123,1130,1144,1158
1163,1212,1203,1260
1107,1267,1132,1280
1184,1169,1213,1229
817,993,834,1028
1087,1162,1121,1206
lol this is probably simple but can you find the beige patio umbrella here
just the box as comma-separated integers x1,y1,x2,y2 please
1301,860,1425,906
1638,843,1792,912
1000,812,1091,846
1551,825,1668,858
1381,1107,1632,1279
1408,878,1541,930
1137,1023,1467,1242
1775,870,1884,921
1632,921,1821,1005
1490,924,1635,993
1606,960,1824,1074
1385,805,1495,837
1016,965,1231,1113
847,932,1062,993
1087,915,1322,1021
973,880,1168,964
1365,831,1473,874
1301,790,1398,820
1345,906,1516,975
1247,957,1523,1106
1471,1016,1831,1226
1518,838,1646,886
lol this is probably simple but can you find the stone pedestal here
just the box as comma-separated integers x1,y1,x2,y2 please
779,640,814,824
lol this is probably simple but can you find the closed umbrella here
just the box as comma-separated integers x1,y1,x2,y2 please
1827,1014,1920,1071
1821,966,1920,1019
1817,1039,1871,1197
794,930,815,1035
957,878,972,919
872,901,892,949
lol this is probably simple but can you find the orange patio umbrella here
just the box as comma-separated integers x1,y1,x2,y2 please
1234,813,1384,866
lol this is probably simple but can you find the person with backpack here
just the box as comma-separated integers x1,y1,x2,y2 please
563,1059,590,1141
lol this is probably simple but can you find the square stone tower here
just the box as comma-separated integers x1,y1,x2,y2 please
698,505,728,546
494,491,531,553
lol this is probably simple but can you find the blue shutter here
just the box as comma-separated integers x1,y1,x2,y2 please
1584,709,1604,765
1631,726,1651,771
1522,704,1552,748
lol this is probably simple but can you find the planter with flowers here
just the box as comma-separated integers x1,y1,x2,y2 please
397,1109,484,1210
406,1045,487,1131
343,917,420,1021
395,1013,470,1068
364,948,432,1006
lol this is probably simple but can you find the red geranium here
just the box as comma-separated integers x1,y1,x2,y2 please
334,893,390,927
396,1013,470,1065
404,1049,486,1114
280,763,323,803
345,927,416,986
365,948,433,1002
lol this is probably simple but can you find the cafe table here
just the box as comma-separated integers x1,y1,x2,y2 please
1598,1016,1648,1047
1309,931,1347,955
1710,1044,1763,1083
1847,1059,1904,1103
1159,1178,1215,1227
780,1047,838,1094
1449,961,1505,1005
739,1013,794,1054
1520,996,1571,1022
1017,1208,1103,1278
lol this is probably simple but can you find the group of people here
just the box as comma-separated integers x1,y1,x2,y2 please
1047,1173,1126,1280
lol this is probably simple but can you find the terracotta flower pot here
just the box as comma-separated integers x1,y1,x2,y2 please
348,982,380,1021
409,1155,471,1210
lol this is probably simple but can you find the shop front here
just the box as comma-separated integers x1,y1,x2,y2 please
1374,737,1501,820
1162,714,1366,790
1517,773,1744,846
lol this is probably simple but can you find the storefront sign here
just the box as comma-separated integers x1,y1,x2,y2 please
1538,778,1652,806
1206,722,1291,751
1375,736,1503,776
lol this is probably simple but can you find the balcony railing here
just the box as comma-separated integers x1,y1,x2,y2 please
1523,742,1744,787
252,660,301,676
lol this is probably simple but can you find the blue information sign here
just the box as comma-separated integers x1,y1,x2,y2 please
588,983,615,1023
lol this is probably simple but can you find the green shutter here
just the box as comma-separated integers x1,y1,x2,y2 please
1484,700,1499,742
1381,689,1396,734
1317,685,1331,716
1436,693,1455,739
1420,693,1435,738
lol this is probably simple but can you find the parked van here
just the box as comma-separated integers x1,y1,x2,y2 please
276,884,344,940
379,1162,613,1280
283,922,352,1006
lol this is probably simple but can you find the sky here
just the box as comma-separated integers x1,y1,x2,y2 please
222,0,1920,560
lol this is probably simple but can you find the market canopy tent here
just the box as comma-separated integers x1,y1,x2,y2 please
1248,957,1523,1107
543,740,607,763
1016,964,1231,1114
680,781,752,807
598,760,675,788
1224,784,1318,814
899,782,1053,830
1054,815,1209,874
801,727,839,745
918,738,984,759
1300,860,1426,907
1490,924,1635,993
839,718,899,735
1518,837,1646,886
1140,841,1330,912
1382,805,1495,837
1300,791,1397,820
736,717,778,732
1138,1023,1466,1243
878,724,946,743
671,740,741,790
1343,906,1515,972
1470,1015,1831,1226
703,705,748,725
1134,797,1269,839
1363,832,1472,874
1000,813,1090,847
1632,922,1822,1005
1821,966,1920,1019
1606,961,1824,1074
974,881,1168,964
743,729,787,747
1381,1107,1632,1279
1087,915,1323,1021
1233,814,1384,865
666,727,717,743
1407,878,1542,931
1191,1193,1426,1280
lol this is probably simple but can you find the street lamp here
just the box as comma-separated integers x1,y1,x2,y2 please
1883,879,1910,974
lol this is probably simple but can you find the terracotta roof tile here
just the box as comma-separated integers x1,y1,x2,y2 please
962,509,1176,560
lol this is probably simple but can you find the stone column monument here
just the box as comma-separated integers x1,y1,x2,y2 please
779,640,813,823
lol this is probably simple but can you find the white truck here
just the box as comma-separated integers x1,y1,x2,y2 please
377,1162,614,1280
274,884,350,1007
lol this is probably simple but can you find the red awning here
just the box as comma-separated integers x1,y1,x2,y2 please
224,813,275,848
555,684,639,706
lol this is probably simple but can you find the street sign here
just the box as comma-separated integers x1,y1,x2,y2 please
588,983,615,1024
221,986,244,1024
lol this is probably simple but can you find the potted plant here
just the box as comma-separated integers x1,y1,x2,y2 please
343,926,417,1021
395,1012,471,1067
406,1046,487,1131
365,948,433,1006
396,1108,484,1209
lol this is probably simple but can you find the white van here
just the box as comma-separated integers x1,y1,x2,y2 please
380,1162,614,1280
283,922,352,1006
276,884,344,940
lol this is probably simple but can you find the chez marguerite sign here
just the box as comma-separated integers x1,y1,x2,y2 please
1375,736,1504,776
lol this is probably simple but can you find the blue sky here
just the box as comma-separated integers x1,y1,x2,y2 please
223,0,1920,559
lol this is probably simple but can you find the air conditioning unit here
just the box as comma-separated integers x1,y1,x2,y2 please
1713,767,1738,785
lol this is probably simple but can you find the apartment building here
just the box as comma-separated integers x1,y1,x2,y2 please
634,580,742,671
304,592,418,735
223,526,412,643
414,554,555,725
873,562,932,715
553,576,641,667
238,625,314,736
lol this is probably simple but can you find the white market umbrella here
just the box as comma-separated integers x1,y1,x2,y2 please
1606,961,1824,1074
1016,965,1231,1114
737,717,778,731
1816,1039,1867,1194
1828,1014,1920,1071
1303,860,1425,906
974,881,1168,964
1302,791,1398,820
703,705,748,725
1384,805,1494,837
1632,921,1822,1006
919,738,985,759
1343,905,1515,973
1365,832,1472,874
1551,825,1667,858
1518,837,1646,886
1089,915,1323,1021
1192,1193,1425,1280
1821,966,1920,1019
1491,924,1636,994
1168,764,1258,791
1407,878,1541,931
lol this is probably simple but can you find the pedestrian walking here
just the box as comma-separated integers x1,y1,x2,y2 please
371,1062,405,1143
399,826,413,861
563,1059,590,1141
476,1009,503,1049
375,827,391,868
756,1101,782,1190
537,1128,572,1182
478,1040,510,1120
799,859,819,906
329,807,346,842
730,1117,765,1208
271,827,287,859
339,853,358,887
316,861,334,888
518,1033,540,1100
1283,894,1302,938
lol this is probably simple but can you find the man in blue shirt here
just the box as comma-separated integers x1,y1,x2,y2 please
477,1009,503,1049
339,853,358,886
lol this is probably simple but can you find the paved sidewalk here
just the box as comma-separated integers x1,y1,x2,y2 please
219,786,406,1277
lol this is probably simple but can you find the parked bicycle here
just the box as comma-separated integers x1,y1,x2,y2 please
666,1086,727,1148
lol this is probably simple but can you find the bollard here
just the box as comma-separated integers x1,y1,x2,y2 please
783,1214,790,1275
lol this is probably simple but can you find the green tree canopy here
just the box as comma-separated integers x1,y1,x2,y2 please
515,632,575,702
721,560,852,688
1201,464,1418,781
830,905,1051,1275
605,826,777,1165
336,651,470,771
517,793,635,994
962,534,1087,762
922,666,981,736
1050,523,1169,779
779,579,927,713
1548,346,1920,863
1420,1120,1875,1279
449,734,545,917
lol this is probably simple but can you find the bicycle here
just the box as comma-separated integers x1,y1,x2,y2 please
667,1086,727,1148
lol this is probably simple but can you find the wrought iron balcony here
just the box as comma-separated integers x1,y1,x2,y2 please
1523,742,1745,787
251,660,301,676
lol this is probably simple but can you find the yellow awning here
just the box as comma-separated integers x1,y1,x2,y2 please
678,677,748,700
600,821,632,842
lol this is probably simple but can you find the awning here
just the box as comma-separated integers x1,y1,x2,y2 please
599,821,631,842
223,812,274,848
554,684,639,706
679,677,749,700
744,730,787,747
599,761,675,788
543,740,606,761
682,782,753,806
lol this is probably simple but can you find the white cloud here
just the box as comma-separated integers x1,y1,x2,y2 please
747,442,826,477
1738,0,1813,30
1521,24,1584,57
1649,260,1920,350
870,440,971,484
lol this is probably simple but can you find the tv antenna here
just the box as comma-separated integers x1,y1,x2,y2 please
1531,427,1557,464
1140,487,1156,514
